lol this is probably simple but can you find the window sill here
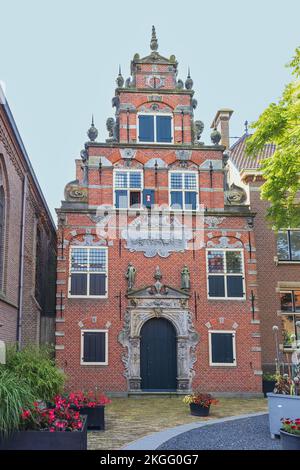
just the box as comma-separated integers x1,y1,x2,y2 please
274,257,300,265
209,363,237,367
80,362,108,366
208,297,246,301
68,295,108,300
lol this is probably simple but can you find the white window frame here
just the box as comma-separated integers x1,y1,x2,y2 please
137,112,174,144
277,229,300,262
80,329,108,366
206,248,246,300
168,170,199,211
113,169,144,210
68,246,108,299
209,330,237,367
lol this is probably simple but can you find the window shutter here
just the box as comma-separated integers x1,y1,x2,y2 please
115,190,128,209
170,191,183,209
226,275,243,297
208,275,225,297
156,116,172,143
138,115,154,142
70,273,87,295
83,332,106,363
211,333,234,364
184,191,197,210
89,273,106,296
143,189,155,208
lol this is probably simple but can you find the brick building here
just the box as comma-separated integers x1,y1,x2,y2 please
228,132,300,373
0,89,56,347
56,28,263,396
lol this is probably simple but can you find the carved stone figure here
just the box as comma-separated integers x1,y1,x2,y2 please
176,79,184,90
226,183,247,205
193,120,204,143
181,265,190,290
106,118,115,138
125,262,136,290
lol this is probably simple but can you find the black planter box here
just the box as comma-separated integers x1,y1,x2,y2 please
0,416,87,450
74,405,105,431
189,403,210,417
262,380,276,397
280,430,300,450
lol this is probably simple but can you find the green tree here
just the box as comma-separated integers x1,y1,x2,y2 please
246,47,300,230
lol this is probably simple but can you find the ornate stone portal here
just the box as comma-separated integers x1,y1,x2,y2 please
118,268,199,392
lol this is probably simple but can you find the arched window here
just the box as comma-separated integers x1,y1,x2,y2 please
0,185,5,290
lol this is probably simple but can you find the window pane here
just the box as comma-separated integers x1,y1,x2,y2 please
170,191,183,209
207,251,225,273
71,248,88,272
89,274,106,296
129,191,141,208
184,173,197,190
277,232,289,260
71,273,87,295
290,231,300,260
170,173,183,189
296,316,300,346
211,333,234,364
89,249,106,272
129,172,142,189
280,292,293,312
156,116,172,143
83,332,106,363
226,251,243,273
294,291,300,312
115,190,128,209
227,276,244,297
208,275,225,297
115,172,128,188
184,191,197,210
282,315,295,348
139,115,154,142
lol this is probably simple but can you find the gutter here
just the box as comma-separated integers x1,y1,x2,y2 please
16,174,27,348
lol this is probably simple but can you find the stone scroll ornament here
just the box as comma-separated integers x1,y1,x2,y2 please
122,213,193,258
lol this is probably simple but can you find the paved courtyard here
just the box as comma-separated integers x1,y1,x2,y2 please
88,397,268,450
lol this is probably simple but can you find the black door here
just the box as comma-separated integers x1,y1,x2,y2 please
140,318,177,391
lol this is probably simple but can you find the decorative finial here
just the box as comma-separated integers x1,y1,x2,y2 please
87,116,98,142
210,127,221,145
116,65,124,88
150,25,158,52
185,67,193,90
244,120,249,135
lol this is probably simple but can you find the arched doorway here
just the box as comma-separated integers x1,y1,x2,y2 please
140,318,177,391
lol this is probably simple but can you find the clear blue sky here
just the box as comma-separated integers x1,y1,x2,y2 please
1,0,299,220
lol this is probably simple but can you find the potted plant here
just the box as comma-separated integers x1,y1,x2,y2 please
54,391,111,431
262,372,277,397
280,418,300,450
0,399,87,450
183,393,218,417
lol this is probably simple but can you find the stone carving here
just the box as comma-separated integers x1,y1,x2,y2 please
181,265,190,290
116,66,124,88
176,79,184,90
122,213,193,258
73,234,106,246
126,263,137,290
191,98,198,110
211,128,222,145
193,120,204,143
87,117,98,142
205,216,225,228
112,96,120,110
145,75,165,89
64,180,88,202
175,149,192,161
106,118,118,142
207,236,243,249
120,148,137,160
226,183,247,205
150,25,158,51
185,69,193,90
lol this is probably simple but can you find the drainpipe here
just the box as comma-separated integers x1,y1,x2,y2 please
16,174,28,349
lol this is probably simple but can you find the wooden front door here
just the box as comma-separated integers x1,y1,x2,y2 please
140,318,177,391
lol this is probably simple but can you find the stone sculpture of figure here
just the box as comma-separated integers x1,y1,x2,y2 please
181,265,190,290
193,120,204,143
106,118,115,138
126,262,136,290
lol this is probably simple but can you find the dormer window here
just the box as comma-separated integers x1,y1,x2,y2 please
138,114,173,143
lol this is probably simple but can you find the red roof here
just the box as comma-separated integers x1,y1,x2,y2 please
230,133,276,171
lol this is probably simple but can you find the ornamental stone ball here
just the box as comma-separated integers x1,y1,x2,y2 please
210,128,221,145
185,69,193,90
87,117,98,142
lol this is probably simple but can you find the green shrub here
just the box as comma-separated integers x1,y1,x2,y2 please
0,368,34,437
6,344,65,402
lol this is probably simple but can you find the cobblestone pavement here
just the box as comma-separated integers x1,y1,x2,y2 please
88,397,268,450
158,414,280,450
